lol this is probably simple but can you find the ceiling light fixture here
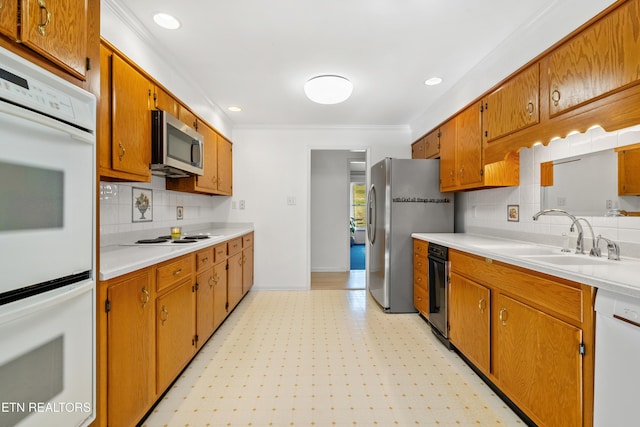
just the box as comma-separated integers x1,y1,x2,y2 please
153,13,181,30
304,75,353,104
424,77,443,86
228,106,242,112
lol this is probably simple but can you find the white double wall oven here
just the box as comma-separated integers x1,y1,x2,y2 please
0,46,96,427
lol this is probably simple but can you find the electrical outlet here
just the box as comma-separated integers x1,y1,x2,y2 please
239,200,245,210
287,196,296,206
557,197,566,207
176,206,184,220
606,199,612,209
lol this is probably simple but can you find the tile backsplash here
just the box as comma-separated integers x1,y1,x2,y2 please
457,124,640,258
99,176,225,236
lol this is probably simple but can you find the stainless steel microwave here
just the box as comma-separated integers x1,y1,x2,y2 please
151,110,204,178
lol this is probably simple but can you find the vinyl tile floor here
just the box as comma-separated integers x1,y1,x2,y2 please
141,290,524,426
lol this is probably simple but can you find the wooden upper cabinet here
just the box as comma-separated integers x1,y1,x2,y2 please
456,102,484,188
616,143,640,195
178,105,198,131
439,119,457,191
548,0,640,117
153,86,179,118
411,130,440,159
483,63,540,142
217,135,233,195
108,54,153,180
19,0,88,80
196,124,219,192
0,1,18,39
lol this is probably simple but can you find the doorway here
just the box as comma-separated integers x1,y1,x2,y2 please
310,149,367,290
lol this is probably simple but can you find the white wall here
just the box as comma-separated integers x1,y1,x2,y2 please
219,126,411,290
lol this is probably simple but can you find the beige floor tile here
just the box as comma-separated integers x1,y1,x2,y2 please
141,290,524,426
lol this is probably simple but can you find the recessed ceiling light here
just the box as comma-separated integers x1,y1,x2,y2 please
424,77,443,86
153,13,181,30
228,106,242,112
304,75,353,104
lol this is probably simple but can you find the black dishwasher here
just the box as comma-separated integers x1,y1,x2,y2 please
427,242,450,347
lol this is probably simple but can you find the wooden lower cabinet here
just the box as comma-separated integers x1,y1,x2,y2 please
99,233,254,427
156,277,196,393
413,239,429,316
448,272,490,374
448,249,595,427
495,293,582,427
105,269,155,427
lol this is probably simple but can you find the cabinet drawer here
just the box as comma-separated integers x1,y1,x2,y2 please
243,232,254,247
196,248,214,272
413,239,428,258
156,254,194,293
414,269,428,292
213,243,227,263
450,250,583,324
228,238,242,256
414,282,428,316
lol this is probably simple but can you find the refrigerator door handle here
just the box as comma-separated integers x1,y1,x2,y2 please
367,184,376,245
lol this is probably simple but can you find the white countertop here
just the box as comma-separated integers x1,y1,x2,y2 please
412,233,640,299
100,225,254,281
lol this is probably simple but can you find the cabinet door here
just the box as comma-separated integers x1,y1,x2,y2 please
548,1,640,117
242,245,254,295
617,144,640,196
212,260,228,329
156,279,196,393
20,0,87,79
448,273,490,374
411,138,426,159
154,86,179,118
439,119,457,191
111,54,152,180
456,102,483,188
106,270,155,427
227,252,243,310
0,0,18,39
423,129,440,159
484,64,539,142
195,124,219,192
217,135,233,195
196,268,215,346
495,294,582,427
178,105,198,131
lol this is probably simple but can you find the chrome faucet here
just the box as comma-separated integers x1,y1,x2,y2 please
595,235,621,260
532,209,585,254
571,217,597,256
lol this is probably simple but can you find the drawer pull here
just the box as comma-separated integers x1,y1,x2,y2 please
478,297,486,313
551,89,561,107
173,268,183,276
201,257,209,264
499,307,508,326
37,0,51,37
140,287,150,307
160,305,169,325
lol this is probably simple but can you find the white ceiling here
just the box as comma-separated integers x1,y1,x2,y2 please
109,0,614,129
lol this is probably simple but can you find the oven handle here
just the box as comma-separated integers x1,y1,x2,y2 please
0,100,94,144
0,280,94,325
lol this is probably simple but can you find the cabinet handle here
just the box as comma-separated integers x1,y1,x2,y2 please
0,1,4,11
37,0,51,37
173,268,183,276
416,277,423,284
212,272,219,285
160,305,169,325
208,274,214,288
551,89,561,107
140,287,150,307
499,307,508,326
201,257,209,265
526,101,534,115
459,165,464,178
118,141,126,161
478,297,486,313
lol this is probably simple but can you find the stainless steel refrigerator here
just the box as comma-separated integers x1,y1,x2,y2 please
366,158,454,312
